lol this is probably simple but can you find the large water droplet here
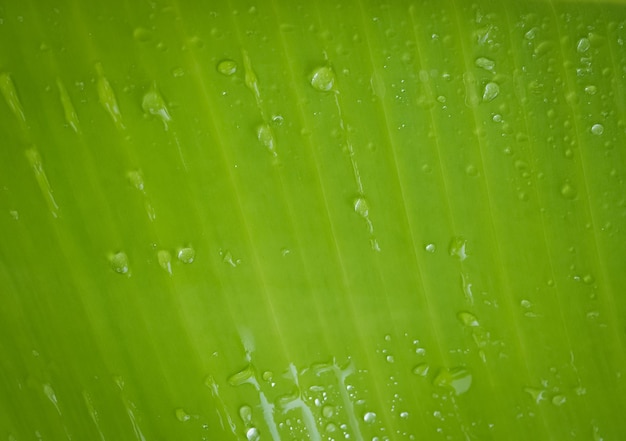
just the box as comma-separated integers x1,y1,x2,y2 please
217,59,237,76
177,247,195,264
310,66,335,92
246,427,260,441
363,411,376,423
433,367,472,395
109,252,130,275
483,82,499,102
353,197,369,218
322,405,335,418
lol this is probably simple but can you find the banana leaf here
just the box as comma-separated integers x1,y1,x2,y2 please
1,0,625,439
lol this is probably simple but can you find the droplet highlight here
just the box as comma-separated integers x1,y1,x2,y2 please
310,66,335,92
482,82,500,102
109,251,130,275
177,247,195,264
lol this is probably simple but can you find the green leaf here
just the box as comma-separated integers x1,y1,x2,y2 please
1,0,625,440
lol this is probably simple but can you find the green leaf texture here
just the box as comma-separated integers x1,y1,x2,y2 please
1,0,625,439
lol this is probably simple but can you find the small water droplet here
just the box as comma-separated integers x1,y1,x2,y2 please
363,411,376,423
433,367,472,395
425,243,436,253
133,27,153,42
474,57,495,72
109,252,129,275
483,82,499,102
353,197,369,218
0,72,26,122
175,408,191,422
171,67,185,78
524,387,546,403
591,123,604,135
584,85,597,95
322,405,335,418
400,411,409,419
325,422,337,433
142,82,171,129
520,299,532,309
217,59,237,76
310,66,335,92
412,363,429,376
457,311,479,327
177,247,195,264
449,236,468,260
560,183,577,200
158,250,172,274
256,123,277,156
239,405,252,423
552,394,566,406
583,274,595,284
386,355,395,363
220,249,241,267
524,28,537,40
577,37,591,53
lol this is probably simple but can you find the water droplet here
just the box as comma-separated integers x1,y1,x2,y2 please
109,252,129,275
220,249,241,267
386,355,395,363
583,274,595,284
448,236,468,261
0,72,26,122
175,408,191,422
552,394,566,406
482,82,499,102
246,427,260,441
325,422,337,433
524,387,546,403
412,363,429,376
56,79,80,133
126,170,144,191
584,85,597,95
256,123,277,156
239,405,252,423
322,405,335,418
400,411,409,419
425,243,436,253
591,123,604,135
158,250,172,274
142,82,171,129
577,37,591,53
133,27,153,42
177,247,195,264
524,28,537,40
560,183,577,200
457,311,479,327
353,197,369,218
474,57,495,72
520,299,532,309
171,67,185,78
310,66,335,92
217,59,237,76
433,367,472,395
96,63,124,130
363,411,377,423
228,365,255,386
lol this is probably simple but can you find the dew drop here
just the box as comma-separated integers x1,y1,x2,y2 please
425,243,436,253
325,422,337,433
246,427,260,441
353,197,369,218
175,408,191,422
363,411,376,423
433,367,472,395
591,123,604,135
386,355,395,363
142,82,171,129
552,394,566,406
584,85,597,95
524,387,546,403
457,311,480,327
560,183,577,200
400,411,409,419
256,123,277,156
109,252,129,275
239,405,252,423
482,82,499,102
448,236,468,260
474,57,495,72
310,66,335,92
158,250,172,275
177,247,195,264
217,59,237,76
322,405,335,418
583,274,595,284
412,363,430,376
577,37,591,53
